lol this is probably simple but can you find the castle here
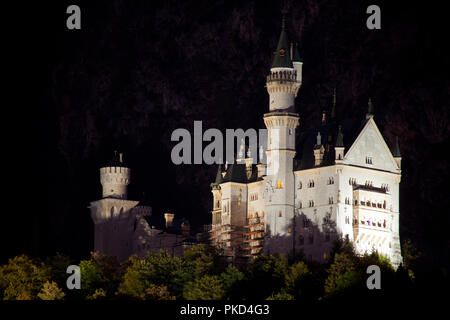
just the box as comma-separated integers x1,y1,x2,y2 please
89,12,403,268
209,14,403,267
89,152,198,261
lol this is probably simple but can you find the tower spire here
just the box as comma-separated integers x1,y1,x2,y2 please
366,98,374,119
331,88,336,119
393,136,401,157
336,125,344,147
271,9,293,68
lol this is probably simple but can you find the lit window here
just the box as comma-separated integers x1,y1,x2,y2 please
288,227,291,233
279,211,282,217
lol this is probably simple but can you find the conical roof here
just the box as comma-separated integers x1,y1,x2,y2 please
271,13,293,68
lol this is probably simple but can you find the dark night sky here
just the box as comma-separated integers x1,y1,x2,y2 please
2,0,449,275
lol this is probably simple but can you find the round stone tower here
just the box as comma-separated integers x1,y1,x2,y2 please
100,151,130,199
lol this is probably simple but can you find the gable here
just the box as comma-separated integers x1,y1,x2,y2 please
344,118,399,172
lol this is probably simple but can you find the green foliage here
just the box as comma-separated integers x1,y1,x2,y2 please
183,275,225,300
117,250,188,299
266,291,294,300
0,255,50,300
86,288,106,300
183,244,225,277
38,281,65,300
45,253,72,289
220,264,245,299
142,284,175,300
79,259,103,295
401,239,421,280
324,253,363,297
78,252,121,299
244,254,289,299
284,261,311,296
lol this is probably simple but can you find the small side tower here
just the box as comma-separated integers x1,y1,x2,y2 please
335,125,345,163
89,152,139,261
100,151,130,199
314,132,325,166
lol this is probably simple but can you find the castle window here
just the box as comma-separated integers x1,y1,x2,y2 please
279,210,282,217
355,199,358,205
366,156,373,164
308,180,315,188
328,177,334,185
329,197,334,204
249,213,253,219
276,181,283,189
298,201,302,209
303,217,309,228
288,227,291,233
298,181,302,189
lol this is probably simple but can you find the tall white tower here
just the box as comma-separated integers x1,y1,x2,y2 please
264,11,302,254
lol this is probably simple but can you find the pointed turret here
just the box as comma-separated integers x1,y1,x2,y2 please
335,125,344,147
335,125,345,162
331,88,336,119
271,10,293,68
314,132,325,166
211,163,223,187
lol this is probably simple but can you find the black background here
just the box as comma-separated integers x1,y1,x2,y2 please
2,0,449,282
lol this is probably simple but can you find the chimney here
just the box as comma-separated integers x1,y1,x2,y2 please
164,213,174,229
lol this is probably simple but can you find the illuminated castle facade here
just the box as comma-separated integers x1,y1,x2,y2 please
210,14,403,267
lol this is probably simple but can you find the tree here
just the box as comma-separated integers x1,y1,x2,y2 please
117,250,188,299
220,264,245,299
183,275,225,300
324,253,363,297
266,291,294,300
0,255,50,300
244,254,289,299
401,239,421,280
284,261,311,297
183,244,225,277
142,284,175,300
79,259,105,299
45,253,73,289
38,281,65,300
